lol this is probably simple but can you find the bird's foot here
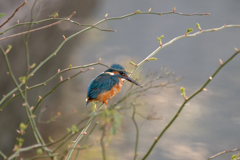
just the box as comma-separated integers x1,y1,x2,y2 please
103,101,108,109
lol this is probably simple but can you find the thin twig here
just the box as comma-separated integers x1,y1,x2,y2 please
208,148,240,160
0,11,76,41
142,49,240,159
25,154,61,160
8,144,41,160
74,122,99,160
101,126,106,160
132,103,139,160
0,0,27,28
0,150,7,159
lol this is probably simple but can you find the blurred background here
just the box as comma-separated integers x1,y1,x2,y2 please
0,0,240,159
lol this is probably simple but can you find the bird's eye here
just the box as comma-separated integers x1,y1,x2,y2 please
119,71,123,75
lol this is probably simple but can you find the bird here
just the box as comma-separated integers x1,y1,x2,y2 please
85,64,141,107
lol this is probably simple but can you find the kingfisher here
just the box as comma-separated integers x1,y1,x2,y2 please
85,64,141,106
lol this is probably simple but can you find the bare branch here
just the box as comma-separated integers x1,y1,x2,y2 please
0,0,27,28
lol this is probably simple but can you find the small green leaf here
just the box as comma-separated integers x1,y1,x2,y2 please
232,154,237,160
130,61,137,67
67,127,71,133
71,125,79,133
186,28,193,35
134,10,141,14
0,13,5,18
20,123,27,131
111,126,116,135
17,138,24,144
157,35,164,46
30,63,36,69
37,148,43,155
48,136,54,142
148,57,157,61
69,64,72,68
19,76,26,84
53,13,59,18
180,87,186,100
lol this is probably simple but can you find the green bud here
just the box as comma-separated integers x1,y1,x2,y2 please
130,61,137,66
19,76,26,84
157,35,164,46
30,63,36,69
20,123,27,131
37,148,43,155
69,64,72,69
232,154,237,160
48,136,54,142
148,57,157,61
180,87,186,100
53,13,59,18
67,127,71,133
71,125,79,133
196,23,202,31
5,45,12,54
134,10,141,14
185,28,193,35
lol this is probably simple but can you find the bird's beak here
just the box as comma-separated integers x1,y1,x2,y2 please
122,75,142,87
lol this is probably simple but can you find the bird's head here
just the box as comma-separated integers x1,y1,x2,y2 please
105,64,142,87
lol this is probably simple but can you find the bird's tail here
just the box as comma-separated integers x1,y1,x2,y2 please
85,101,89,107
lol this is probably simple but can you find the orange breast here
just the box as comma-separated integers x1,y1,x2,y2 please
96,77,123,102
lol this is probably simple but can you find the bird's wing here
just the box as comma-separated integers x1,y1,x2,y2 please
87,73,118,99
